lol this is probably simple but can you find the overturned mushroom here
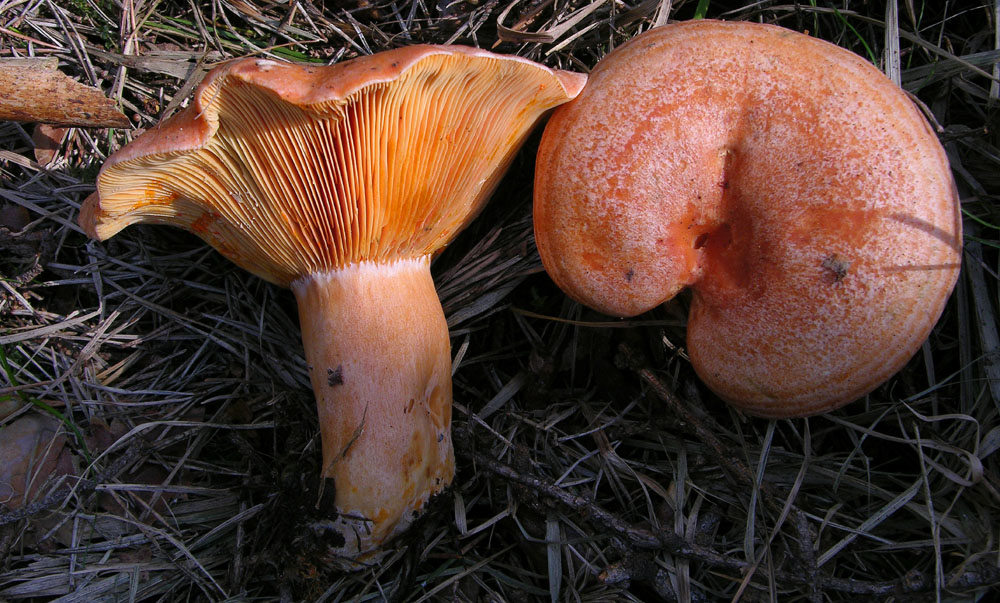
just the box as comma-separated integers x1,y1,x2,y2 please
534,20,961,418
82,47,586,558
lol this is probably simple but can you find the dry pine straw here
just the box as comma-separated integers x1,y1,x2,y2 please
1,1,999,601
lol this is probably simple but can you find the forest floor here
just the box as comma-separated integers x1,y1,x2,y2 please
1,1,999,601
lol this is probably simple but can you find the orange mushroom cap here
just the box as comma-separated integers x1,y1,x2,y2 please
534,20,961,418
84,47,586,286
83,45,586,560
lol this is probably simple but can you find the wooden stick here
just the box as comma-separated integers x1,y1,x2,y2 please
0,58,130,128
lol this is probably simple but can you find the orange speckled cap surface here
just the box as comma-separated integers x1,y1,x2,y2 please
533,20,961,418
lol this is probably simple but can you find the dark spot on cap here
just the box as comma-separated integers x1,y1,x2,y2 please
821,253,850,284
625,268,635,282
328,366,344,386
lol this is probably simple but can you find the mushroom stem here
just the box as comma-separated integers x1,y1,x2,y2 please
292,256,454,558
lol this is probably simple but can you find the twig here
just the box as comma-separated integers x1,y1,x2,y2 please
468,446,739,565
619,347,811,505
618,343,831,595
467,446,1000,596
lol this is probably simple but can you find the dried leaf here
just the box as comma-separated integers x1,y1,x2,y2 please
31,124,68,167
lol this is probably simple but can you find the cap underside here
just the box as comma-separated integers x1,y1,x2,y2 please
88,51,583,287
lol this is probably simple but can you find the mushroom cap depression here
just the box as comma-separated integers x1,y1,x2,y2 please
534,20,962,418
82,46,587,283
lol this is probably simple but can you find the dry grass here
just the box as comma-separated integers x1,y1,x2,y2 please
1,0,999,601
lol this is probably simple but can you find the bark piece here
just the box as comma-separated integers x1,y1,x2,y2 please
0,58,130,128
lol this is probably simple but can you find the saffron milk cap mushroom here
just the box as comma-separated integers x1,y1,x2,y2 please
82,46,586,558
533,20,961,418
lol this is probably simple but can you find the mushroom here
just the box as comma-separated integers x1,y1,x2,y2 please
533,20,961,418
82,46,586,558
